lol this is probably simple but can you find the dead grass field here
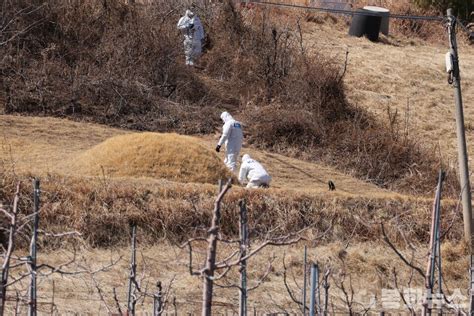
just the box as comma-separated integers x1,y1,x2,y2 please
0,113,467,313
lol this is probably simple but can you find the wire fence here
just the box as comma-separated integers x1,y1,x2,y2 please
247,0,446,21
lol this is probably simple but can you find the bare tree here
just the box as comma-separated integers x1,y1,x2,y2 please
0,1,46,47
0,182,20,316
181,179,306,315
0,179,119,315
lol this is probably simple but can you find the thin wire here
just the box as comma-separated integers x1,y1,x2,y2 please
457,18,473,35
249,1,446,21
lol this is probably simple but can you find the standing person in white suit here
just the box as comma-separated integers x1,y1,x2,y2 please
215,112,243,173
177,9,205,66
238,154,271,188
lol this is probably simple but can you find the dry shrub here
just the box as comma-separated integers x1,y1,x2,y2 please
390,2,445,41
1,0,225,133
0,170,462,248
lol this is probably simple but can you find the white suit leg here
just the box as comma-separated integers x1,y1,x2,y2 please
246,179,261,188
225,142,242,173
192,40,202,60
184,39,193,65
225,152,238,173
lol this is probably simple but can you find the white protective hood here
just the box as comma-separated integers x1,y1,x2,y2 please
220,111,233,123
242,154,251,163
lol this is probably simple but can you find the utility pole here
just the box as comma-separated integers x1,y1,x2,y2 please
29,179,40,316
446,8,474,313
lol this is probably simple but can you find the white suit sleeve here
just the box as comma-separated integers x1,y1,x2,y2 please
218,121,232,146
239,164,249,183
177,17,188,30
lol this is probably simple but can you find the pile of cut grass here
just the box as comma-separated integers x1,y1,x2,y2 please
70,132,232,184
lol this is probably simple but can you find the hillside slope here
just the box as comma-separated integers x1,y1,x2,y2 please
304,20,474,170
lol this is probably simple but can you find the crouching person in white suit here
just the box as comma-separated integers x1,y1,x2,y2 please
238,154,271,188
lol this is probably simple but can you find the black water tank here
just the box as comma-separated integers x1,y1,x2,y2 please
348,8,382,42
365,14,382,41
348,9,368,38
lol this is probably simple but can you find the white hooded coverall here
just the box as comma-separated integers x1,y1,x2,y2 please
217,112,243,173
239,154,271,188
177,10,205,66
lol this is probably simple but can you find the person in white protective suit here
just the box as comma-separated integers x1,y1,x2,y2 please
177,9,205,66
238,154,271,188
215,112,243,173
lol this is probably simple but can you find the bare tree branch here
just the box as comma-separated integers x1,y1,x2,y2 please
91,272,112,314
1,182,21,314
113,287,123,315
37,230,82,238
282,253,307,311
381,223,425,279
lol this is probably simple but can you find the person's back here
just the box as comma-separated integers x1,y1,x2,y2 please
223,117,243,146
216,112,243,172
239,154,271,188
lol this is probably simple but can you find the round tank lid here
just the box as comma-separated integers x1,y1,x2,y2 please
363,6,390,13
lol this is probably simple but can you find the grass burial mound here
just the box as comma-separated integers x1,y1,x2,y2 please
71,132,231,184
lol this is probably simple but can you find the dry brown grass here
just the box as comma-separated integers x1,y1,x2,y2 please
3,116,447,249
69,132,232,184
0,162,462,248
1,3,473,312
2,241,469,314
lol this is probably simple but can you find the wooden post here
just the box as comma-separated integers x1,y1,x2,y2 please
51,280,55,315
323,269,330,316
423,171,445,315
0,273,6,316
